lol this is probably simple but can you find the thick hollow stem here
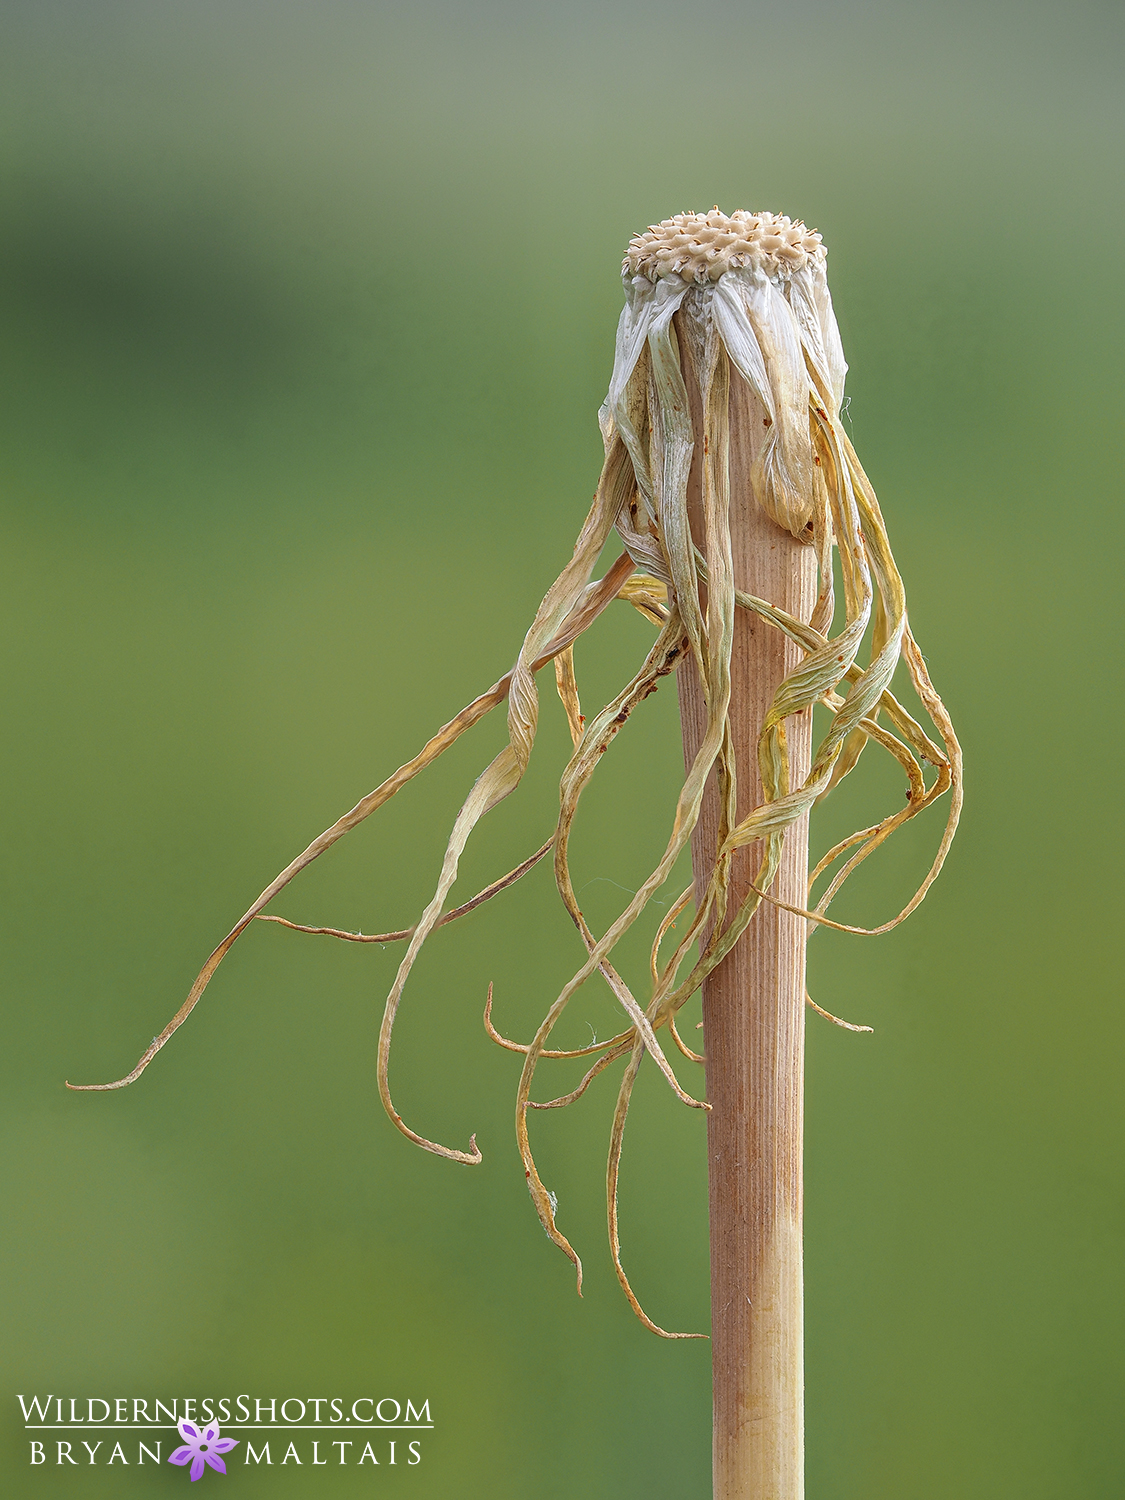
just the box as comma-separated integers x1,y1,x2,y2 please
675,329,816,1500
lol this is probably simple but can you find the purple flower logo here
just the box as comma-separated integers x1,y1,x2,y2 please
169,1418,238,1481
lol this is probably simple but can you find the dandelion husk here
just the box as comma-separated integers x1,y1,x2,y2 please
70,209,960,1340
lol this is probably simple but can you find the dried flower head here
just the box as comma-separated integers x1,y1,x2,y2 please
625,208,824,284
70,208,961,1337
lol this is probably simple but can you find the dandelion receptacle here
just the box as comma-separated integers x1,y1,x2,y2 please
69,208,960,1500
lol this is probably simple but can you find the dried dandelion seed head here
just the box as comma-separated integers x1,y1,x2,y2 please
70,205,961,1341
609,207,845,538
625,208,824,284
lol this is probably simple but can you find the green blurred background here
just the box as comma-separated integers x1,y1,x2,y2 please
0,1,1120,1495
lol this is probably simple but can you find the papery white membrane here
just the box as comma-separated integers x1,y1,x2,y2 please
602,275,658,512
645,285,700,668
605,276,688,522
742,270,816,536
786,264,847,414
607,276,658,412
712,276,774,419
714,269,816,536
810,261,847,411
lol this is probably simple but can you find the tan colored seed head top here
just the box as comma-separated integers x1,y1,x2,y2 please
625,207,824,285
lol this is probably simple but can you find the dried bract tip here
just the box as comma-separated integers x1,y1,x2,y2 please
625,207,824,285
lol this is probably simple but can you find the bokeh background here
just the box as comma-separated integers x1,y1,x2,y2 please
0,1,1121,1495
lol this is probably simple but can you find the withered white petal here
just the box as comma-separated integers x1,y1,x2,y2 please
646,286,701,667
720,268,816,536
786,263,847,414
811,263,847,410
606,276,688,522
712,275,774,419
